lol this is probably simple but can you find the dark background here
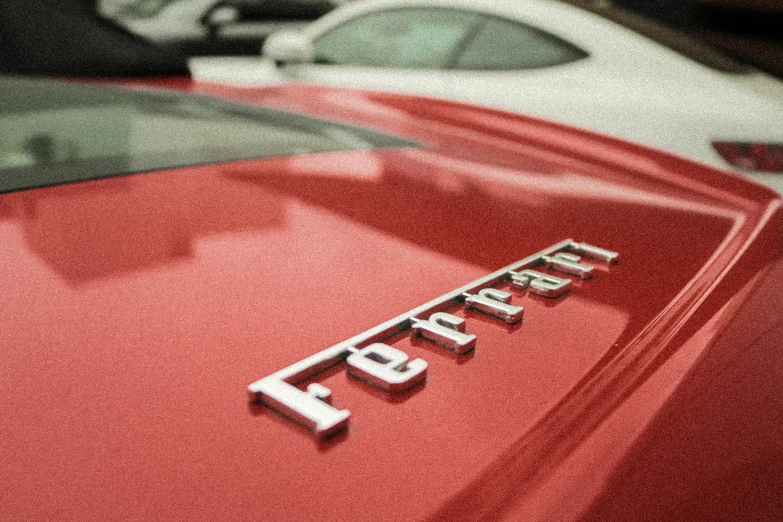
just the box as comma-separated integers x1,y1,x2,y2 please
1,0,781,78
613,0,783,77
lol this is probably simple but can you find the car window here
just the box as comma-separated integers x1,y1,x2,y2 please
454,16,588,70
116,0,183,19
0,77,417,193
313,8,480,68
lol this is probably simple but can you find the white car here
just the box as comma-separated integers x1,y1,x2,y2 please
193,0,783,191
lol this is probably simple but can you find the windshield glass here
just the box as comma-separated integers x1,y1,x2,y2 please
0,77,416,193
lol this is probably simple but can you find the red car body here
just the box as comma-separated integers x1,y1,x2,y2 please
2,78,782,522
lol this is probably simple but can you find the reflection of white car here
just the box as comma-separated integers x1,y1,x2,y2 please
217,0,783,190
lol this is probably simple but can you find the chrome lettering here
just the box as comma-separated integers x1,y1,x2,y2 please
248,239,620,441
569,242,620,264
247,346,351,441
462,288,524,324
347,343,428,393
510,269,572,298
542,252,594,279
411,312,477,354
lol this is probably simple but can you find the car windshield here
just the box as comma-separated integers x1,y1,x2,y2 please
0,77,416,193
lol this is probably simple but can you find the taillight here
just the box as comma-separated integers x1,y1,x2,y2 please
712,141,783,172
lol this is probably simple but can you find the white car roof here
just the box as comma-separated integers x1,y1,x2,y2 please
307,0,748,74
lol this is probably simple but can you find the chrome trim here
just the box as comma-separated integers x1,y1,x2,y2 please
248,239,619,440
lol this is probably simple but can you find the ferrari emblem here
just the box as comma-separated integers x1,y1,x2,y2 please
248,239,619,440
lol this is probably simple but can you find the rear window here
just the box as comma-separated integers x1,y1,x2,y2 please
115,0,180,19
0,77,416,193
563,0,751,73
455,15,588,70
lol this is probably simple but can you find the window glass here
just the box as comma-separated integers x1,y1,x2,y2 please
455,16,588,70
314,8,480,68
116,0,182,19
0,77,417,193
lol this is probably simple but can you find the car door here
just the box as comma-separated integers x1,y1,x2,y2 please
278,7,482,99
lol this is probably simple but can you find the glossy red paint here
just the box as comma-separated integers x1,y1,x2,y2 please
2,80,782,522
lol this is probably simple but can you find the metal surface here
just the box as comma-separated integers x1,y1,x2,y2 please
542,252,595,279
346,343,428,393
248,240,618,438
247,346,352,440
510,269,572,298
3,80,782,522
411,312,477,354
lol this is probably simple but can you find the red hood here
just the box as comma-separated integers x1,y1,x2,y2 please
2,81,782,522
